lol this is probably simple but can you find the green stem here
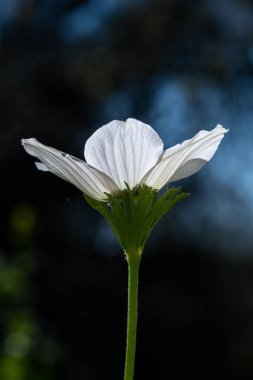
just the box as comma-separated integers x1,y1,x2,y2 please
124,253,141,380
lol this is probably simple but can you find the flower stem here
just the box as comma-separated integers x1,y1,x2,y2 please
124,252,141,380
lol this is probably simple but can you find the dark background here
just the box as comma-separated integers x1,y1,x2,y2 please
0,0,253,379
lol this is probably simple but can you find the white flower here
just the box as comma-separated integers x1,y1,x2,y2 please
21,118,228,201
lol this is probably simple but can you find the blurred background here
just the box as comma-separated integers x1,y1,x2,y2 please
0,0,253,379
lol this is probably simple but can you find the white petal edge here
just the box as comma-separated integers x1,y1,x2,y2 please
35,162,49,171
22,138,119,200
142,125,229,190
84,118,164,189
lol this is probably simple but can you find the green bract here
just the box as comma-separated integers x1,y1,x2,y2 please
84,185,189,256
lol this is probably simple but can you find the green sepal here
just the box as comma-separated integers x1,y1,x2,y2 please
84,185,189,257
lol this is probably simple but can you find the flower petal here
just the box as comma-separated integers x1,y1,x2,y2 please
84,118,164,189
22,138,119,200
143,125,228,190
35,162,49,171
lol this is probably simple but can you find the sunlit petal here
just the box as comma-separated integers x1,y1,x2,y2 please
84,118,164,189
22,138,119,200
143,125,228,190
35,162,49,171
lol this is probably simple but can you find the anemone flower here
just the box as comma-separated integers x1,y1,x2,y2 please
22,118,227,200
22,118,228,380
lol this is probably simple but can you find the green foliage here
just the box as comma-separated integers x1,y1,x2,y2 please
84,185,189,256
